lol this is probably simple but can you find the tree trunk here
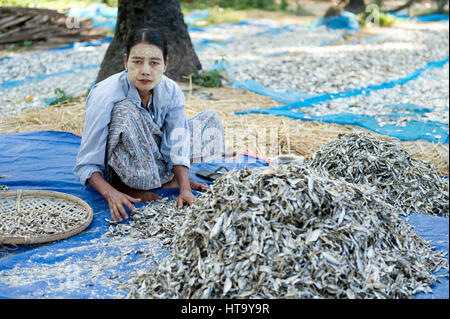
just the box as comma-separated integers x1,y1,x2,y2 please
387,0,419,12
344,0,366,14
96,0,201,84
436,0,448,13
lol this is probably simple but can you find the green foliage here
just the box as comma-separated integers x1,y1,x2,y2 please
181,0,277,11
21,40,33,47
184,6,246,26
378,13,397,26
190,70,223,88
0,0,35,7
181,0,293,27
6,40,34,51
49,88,74,106
0,0,116,10
413,6,449,16
357,8,397,27
230,0,277,10
280,0,288,11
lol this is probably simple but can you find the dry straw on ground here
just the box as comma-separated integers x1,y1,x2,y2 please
0,85,448,176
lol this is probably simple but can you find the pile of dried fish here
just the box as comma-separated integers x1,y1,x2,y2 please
121,162,447,299
105,197,183,247
309,132,449,216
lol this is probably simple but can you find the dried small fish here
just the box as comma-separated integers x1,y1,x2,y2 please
293,63,449,128
104,197,187,247
230,24,448,95
309,132,449,216
109,160,448,299
0,198,88,238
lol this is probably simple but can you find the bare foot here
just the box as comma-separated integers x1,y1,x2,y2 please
160,177,178,189
112,174,162,203
161,177,208,192
190,179,209,192
126,189,162,203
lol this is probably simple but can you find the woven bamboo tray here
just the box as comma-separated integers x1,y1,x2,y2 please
0,190,93,245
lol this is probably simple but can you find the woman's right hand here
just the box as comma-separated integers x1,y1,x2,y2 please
105,188,141,222
87,172,162,222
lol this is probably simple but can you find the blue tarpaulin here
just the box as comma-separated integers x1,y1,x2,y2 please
389,12,449,22
68,3,117,30
235,56,449,144
0,131,268,298
192,20,308,53
232,80,318,105
309,11,360,35
0,131,447,298
184,9,210,25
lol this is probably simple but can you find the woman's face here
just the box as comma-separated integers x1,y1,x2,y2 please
124,42,167,96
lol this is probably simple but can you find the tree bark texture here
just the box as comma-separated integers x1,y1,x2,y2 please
344,0,366,14
387,0,419,12
96,0,201,83
436,0,448,13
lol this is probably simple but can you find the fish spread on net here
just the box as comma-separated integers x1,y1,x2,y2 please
308,132,449,217
109,161,447,299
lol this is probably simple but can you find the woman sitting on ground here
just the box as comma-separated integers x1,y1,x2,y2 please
74,27,225,222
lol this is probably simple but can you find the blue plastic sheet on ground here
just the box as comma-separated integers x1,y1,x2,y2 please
68,3,117,30
208,59,235,80
45,36,113,52
232,80,318,105
398,213,449,299
0,131,268,298
0,131,448,299
389,12,449,22
240,107,449,144
192,20,299,53
416,14,449,22
184,9,210,25
0,36,113,66
0,64,100,91
236,56,449,144
309,11,360,35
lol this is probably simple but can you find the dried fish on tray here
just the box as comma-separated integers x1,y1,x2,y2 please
0,190,93,244
309,132,449,216
112,161,447,299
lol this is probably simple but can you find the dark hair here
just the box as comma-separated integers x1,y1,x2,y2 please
125,28,168,62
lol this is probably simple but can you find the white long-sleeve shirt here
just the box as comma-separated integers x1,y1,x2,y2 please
73,70,190,187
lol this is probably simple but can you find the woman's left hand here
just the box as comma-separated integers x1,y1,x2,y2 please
177,188,196,209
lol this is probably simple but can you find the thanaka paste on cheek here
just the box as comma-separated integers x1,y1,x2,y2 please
125,43,166,100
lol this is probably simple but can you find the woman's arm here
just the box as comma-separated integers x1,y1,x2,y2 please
88,172,141,222
172,165,195,208
73,88,112,187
